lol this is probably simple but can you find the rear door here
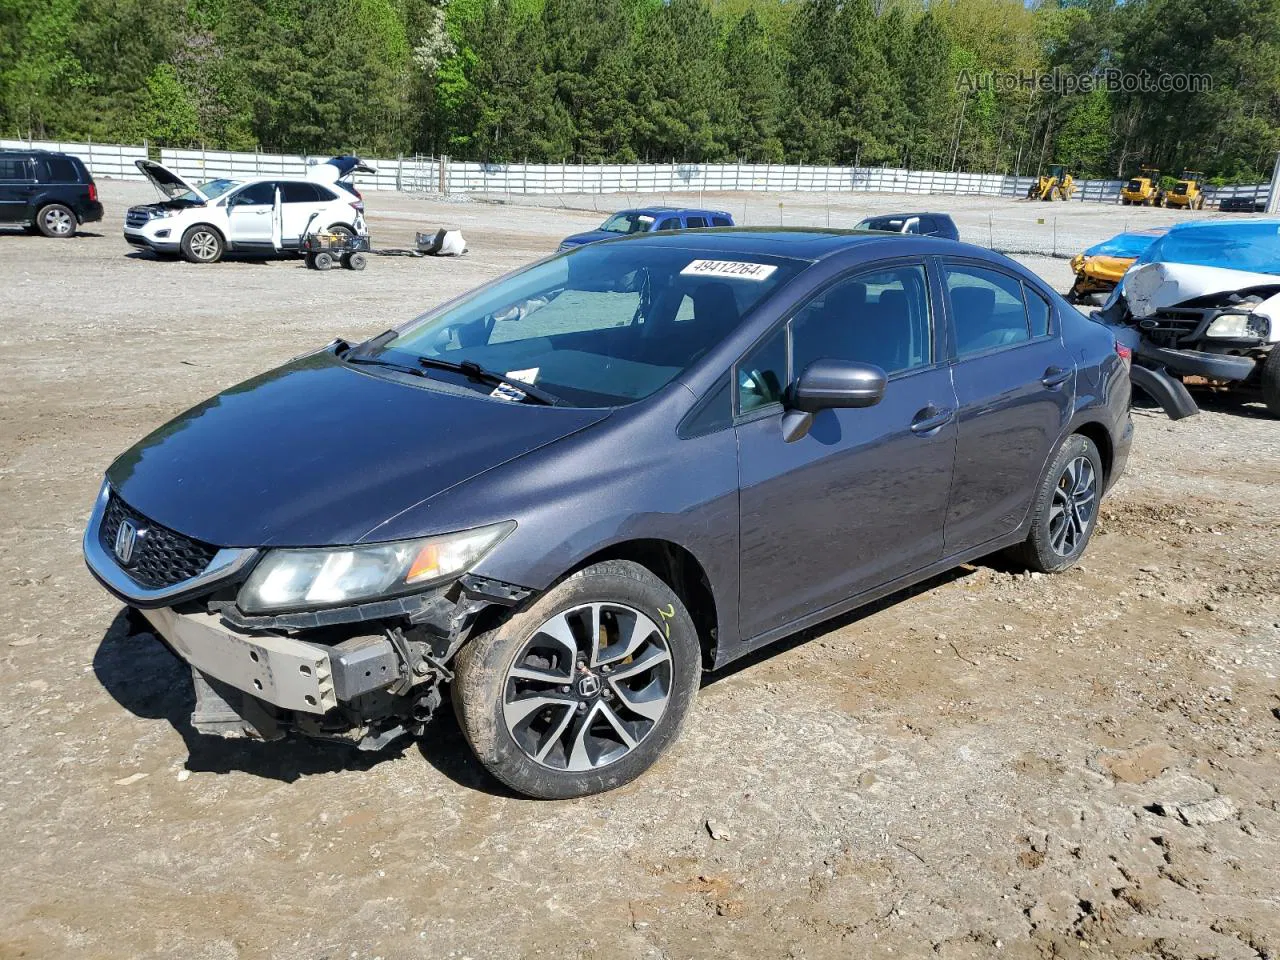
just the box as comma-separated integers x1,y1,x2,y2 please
735,260,958,640
939,259,1074,554
0,155,36,223
279,181,330,245
226,181,277,247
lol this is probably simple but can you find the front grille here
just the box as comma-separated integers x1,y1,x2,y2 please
125,208,151,228
99,493,219,589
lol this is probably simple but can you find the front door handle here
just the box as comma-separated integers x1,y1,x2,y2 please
910,406,955,434
1041,366,1071,388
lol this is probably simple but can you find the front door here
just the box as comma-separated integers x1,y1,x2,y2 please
735,262,958,642
226,181,277,247
939,261,1075,554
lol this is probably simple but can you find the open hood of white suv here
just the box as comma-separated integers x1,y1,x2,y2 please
135,159,210,202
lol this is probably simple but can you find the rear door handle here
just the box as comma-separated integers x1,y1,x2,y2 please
1041,366,1071,388
910,406,955,434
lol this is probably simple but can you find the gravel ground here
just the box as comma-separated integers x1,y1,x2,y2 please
0,182,1277,960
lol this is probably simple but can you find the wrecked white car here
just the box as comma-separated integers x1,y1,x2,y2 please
1098,219,1280,416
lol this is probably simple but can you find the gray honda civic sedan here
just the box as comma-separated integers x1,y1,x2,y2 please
84,228,1132,798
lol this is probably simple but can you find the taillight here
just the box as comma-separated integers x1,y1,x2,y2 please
1115,341,1132,369
88,182,98,202
349,200,364,212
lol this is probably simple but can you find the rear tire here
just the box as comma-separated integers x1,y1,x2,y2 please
313,251,334,271
36,203,76,238
1005,434,1103,573
1261,349,1280,417
181,225,224,263
347,252,367,271
452,560,701,799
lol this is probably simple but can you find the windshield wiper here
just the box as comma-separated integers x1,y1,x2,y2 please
342,353,430,379
344,349,561,406
417,356,562,406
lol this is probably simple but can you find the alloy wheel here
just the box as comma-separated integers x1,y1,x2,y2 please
43,207,73,236
1048,455,1097,557
502,602,673,772
189,231,219,261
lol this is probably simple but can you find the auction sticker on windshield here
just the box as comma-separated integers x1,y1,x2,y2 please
680,260,778,281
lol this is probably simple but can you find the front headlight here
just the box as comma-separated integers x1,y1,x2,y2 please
237,522,515,613
1206,313,1269,340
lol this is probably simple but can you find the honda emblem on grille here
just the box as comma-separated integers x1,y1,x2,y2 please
114,519,138,566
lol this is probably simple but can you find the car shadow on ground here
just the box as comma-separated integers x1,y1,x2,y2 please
93,608,400,783
0,228,105,238
704,565,977,684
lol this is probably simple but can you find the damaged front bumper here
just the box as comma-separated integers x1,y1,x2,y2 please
83,482,531,746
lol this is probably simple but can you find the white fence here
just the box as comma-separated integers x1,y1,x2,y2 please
3,137,1272,208
0,138,147,180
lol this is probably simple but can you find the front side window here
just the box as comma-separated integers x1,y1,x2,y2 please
656,218,681,231
598,212,656,235
791,265,932,376
944,264,1031,356
737,326,787,414
232,181,276,206
375,244,801,407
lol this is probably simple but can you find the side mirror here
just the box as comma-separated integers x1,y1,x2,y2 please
782,359,886,442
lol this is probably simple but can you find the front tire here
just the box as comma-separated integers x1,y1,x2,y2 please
453,560,701,799
1261,349,1280,417
1006,434,1103,573
181,225,224,263
36,203,76,238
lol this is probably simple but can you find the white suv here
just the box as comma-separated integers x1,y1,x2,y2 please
125,158,368,263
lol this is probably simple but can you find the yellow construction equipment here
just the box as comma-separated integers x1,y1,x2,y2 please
1027,164,1075,201
1165,170,1206,210
1119,166,1164,206
1066,227,1167,304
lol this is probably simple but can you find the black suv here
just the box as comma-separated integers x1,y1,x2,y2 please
0,149,103,237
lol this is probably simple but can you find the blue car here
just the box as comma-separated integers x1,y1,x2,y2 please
559,206,734,250
84,228,1131,799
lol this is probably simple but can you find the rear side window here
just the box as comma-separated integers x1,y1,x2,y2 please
944,265,1031,356
280,182,324,203
1025,287,1052,337
711,216,731,227
0,157,33,180
684,215,708,228
38,155,80,182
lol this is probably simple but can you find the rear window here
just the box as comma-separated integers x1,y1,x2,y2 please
38,155,80,182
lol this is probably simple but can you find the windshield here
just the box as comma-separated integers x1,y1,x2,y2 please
598,212,656,235
198,179,237,200
858,218,906,233
371,243,803,406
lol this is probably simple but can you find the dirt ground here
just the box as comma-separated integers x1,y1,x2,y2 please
1,182,1277,960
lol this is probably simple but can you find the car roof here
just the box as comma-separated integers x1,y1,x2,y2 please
615,206,733,218
584,226,989,262
858,212,955,221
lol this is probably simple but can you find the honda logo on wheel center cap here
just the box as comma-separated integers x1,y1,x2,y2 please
114,519,138,566
577,673,601,698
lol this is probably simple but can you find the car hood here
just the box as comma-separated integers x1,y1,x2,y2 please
560,230,619,247
105,349,612,548
135,159,209,202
